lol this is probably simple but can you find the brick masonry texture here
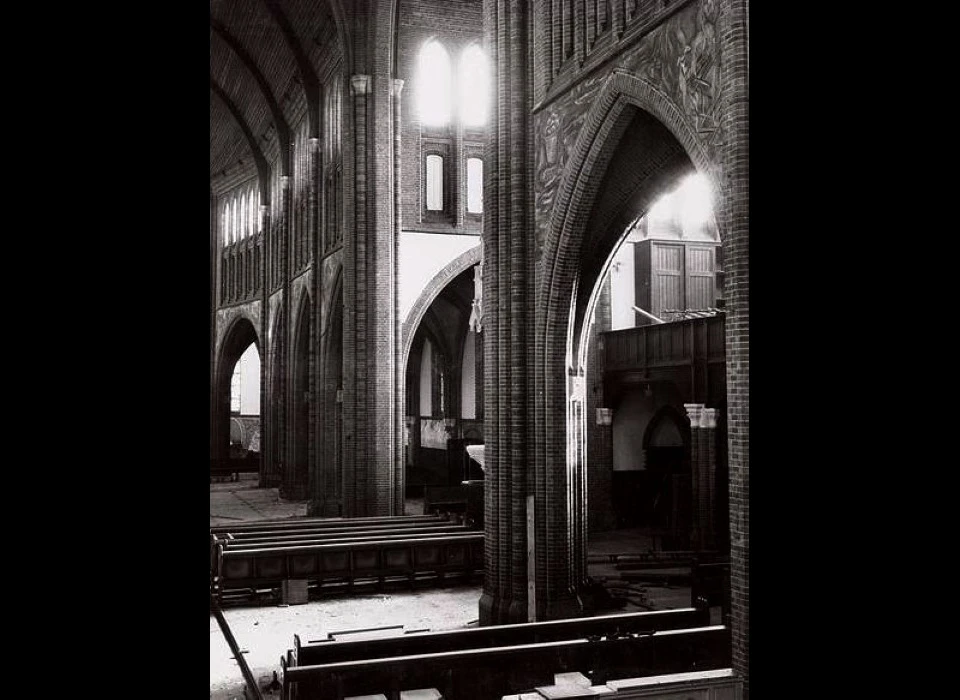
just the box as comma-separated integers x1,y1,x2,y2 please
211,0,747,690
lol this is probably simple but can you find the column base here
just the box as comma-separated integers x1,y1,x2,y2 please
542,590,586,621
479,591,529,625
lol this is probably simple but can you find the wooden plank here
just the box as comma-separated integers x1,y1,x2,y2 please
293,608,710,668
286,626,729,700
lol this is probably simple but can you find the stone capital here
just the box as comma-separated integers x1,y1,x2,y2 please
350,74,372,96
683,402,704,427
392,78,405,97
700,408,717,429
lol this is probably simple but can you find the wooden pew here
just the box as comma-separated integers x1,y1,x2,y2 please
211,514,449,536
222,522,473,545
511,668,738,699
290,608,710,669
210,516,458,574
214,527,478,579
213,533,484,602
221,527,477,555
282,625,730,700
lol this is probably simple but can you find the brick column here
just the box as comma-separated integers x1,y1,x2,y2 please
684,402,704,549
307,136,323,512
277,175,293,498
210,196,217,461
393,78,406,516
259,203,277,487
342,72,398,516
719,0,749,692
587,279,615,533
479,0,535,626
701,407,718,551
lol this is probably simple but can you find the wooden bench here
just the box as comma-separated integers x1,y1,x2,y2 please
515,668,739,699
222,521,473,545
213,533,484,603
281,625,730,700
211,516,456,567
289,608,710,669
211,514,449,536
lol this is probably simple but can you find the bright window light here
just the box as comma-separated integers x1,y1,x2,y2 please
678,173,713,232
426,154,444,210
240,193,247,239
418,41,452,126
467,158,483,213
459,45,489,127
223,203,231,245
647,191,675,228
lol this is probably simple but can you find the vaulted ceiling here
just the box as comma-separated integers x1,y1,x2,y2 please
209,0,343,197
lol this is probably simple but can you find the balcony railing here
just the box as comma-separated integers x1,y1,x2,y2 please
602,313,725,373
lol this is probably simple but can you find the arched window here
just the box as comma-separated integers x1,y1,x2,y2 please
240,193,247,239
466,157,483,213
223,202,231,245
418,40,452,126
247,188,257,236
426,154,444,211
459,45,489,127
232,197,239,243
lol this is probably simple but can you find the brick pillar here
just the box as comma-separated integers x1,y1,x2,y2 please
587,279,615,533
393,78,406,516
259,203,278,487
719,0,749,692
479,0,535,626
684,402,704,549
277,175,292,498
342,72,397,516
307,136,323,512
701,407,718,551
210,196,218,462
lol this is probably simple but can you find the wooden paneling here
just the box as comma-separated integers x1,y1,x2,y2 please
686,245,716,311
652,243,683,318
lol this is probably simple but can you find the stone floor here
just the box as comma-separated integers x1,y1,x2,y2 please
210,479,697,699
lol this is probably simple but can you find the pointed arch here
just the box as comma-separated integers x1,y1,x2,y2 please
213,315,261,462
418,39,453,126
459,43,490,127
401,244,482,371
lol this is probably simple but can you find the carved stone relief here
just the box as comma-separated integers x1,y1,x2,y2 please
620,0,721,153
533,0,721,254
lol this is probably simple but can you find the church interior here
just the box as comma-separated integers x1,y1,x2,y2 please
209,0,748,697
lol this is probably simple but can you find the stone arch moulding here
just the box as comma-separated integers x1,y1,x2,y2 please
541,68,722,339
290,280,314,340
216,309,261,360
321,263,344,340
401,243,481,370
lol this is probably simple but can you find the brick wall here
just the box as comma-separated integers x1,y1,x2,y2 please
397,0,485,234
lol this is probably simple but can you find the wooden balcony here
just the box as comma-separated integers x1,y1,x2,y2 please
600,314,726,406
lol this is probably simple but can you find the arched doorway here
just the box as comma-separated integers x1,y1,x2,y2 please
214,317,261,472
537,76,722,615
402,265,481,514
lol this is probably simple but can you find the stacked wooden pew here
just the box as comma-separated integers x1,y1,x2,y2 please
210,514,483,605
279,608,731,700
